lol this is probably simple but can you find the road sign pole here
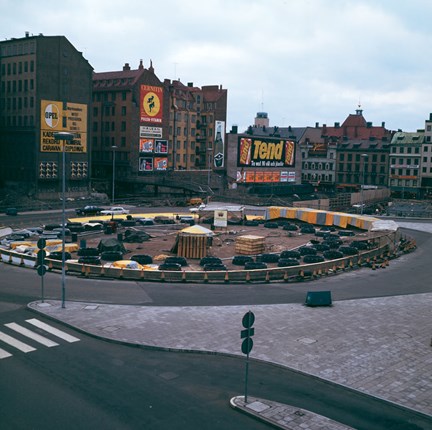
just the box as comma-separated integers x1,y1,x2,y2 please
241,311,255,404
244,345,250,403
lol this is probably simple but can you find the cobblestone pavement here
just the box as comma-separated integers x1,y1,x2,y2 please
29,292,432,426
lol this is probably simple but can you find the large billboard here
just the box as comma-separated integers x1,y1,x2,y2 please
40,100,87,153
238,137,295,167
213,120,225,168
140,85,163,123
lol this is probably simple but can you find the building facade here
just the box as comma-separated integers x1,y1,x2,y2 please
389,131,423,198
0,33,93,198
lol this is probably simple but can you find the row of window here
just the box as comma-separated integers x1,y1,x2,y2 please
338,153,387,162
1,96,35,110
391,146,422,154
1,79,35,93
0,115,34,127
302,162,334,170
301,173,334,182
1,60,35,76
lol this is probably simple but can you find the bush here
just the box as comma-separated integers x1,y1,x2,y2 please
245,262,267,270
280,250,301,259
244,220,259,227
203,263,227,271
339,230,355,237
264,222,279,229
256,253,280,263
300,225,316,234
283,224,298,231
165,256,188,266
232,255,254,266
131,254,153,265
78,247,100,257
314,243,330,252
277,258,300,267
323,250,344,260
101,251,123,261
351,241,368,250
299,246,317,256
200,256,222,267
303,255,325,264
339,246,358,256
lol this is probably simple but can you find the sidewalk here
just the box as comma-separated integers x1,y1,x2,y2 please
28,293,432,429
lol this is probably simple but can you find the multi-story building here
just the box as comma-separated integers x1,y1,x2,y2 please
421,114,432,197
91,64,227,197
165,79,227,171
0,33,93,198
389,131,423,198
327,108,392,192
92,60,166,197
299,126,337,193
225,113,302,193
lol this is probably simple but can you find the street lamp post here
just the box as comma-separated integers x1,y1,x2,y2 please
361,153,368,215
53,131,75,309
112,145,117,205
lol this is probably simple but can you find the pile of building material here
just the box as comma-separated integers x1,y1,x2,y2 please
235,235,265,255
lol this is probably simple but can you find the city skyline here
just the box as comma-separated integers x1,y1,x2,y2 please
2,0,432,132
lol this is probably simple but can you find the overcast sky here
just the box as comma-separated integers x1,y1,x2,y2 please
2,0,432,132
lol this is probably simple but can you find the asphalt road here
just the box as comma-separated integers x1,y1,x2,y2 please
1,214,432,429
0,306,430,430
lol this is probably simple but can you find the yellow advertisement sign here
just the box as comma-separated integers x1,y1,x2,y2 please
40,100,87,153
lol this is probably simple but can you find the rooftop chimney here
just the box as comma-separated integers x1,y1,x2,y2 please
138,59,144,70
123,63,131,71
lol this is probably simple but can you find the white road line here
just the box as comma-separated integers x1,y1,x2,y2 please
0,331,36,353
25,319,80,343
5,323,59,348
0,348,12,359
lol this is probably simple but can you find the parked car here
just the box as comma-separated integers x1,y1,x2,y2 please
100,207,130,216
136,218,155,226
75,205,104,216
165,256,188,266
78,256,102,265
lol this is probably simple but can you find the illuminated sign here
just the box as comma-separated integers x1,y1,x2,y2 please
40,100,87,153
139,138,154,153
140,85,163,123
154,157,168,170
238,137,295,167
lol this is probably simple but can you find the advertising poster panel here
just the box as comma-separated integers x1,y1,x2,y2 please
213,120,225,168
214,210,228,228
139,157,154,171
238,137,295,167
140,85,163,123
154,157,168,170
154,140,168,154
140,126,162,138
40,100,88,153
139,138,154,153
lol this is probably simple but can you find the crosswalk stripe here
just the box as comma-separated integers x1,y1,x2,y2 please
0,348,12,359
5,323,59,347
25,319,80,343
0,331,36,353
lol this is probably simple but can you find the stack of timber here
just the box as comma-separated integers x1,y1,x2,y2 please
177,234,207,259
235,235,265,255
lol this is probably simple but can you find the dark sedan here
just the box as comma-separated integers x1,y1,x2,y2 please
75,205,104,216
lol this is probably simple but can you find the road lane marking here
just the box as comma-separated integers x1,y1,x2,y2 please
0,348,12,359
0,331,36,353
5,323,59,347
25,319,80,343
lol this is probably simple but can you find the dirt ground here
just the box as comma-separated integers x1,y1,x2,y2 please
80,218,368,271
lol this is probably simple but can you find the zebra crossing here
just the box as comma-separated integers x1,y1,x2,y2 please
0,318,80,360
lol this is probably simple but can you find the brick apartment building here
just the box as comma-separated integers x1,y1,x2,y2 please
0,33,93,198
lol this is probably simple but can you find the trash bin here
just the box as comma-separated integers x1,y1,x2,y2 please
71,233,78,242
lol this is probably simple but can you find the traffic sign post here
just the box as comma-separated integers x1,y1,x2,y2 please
241,310,255,403
37,240,47,303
